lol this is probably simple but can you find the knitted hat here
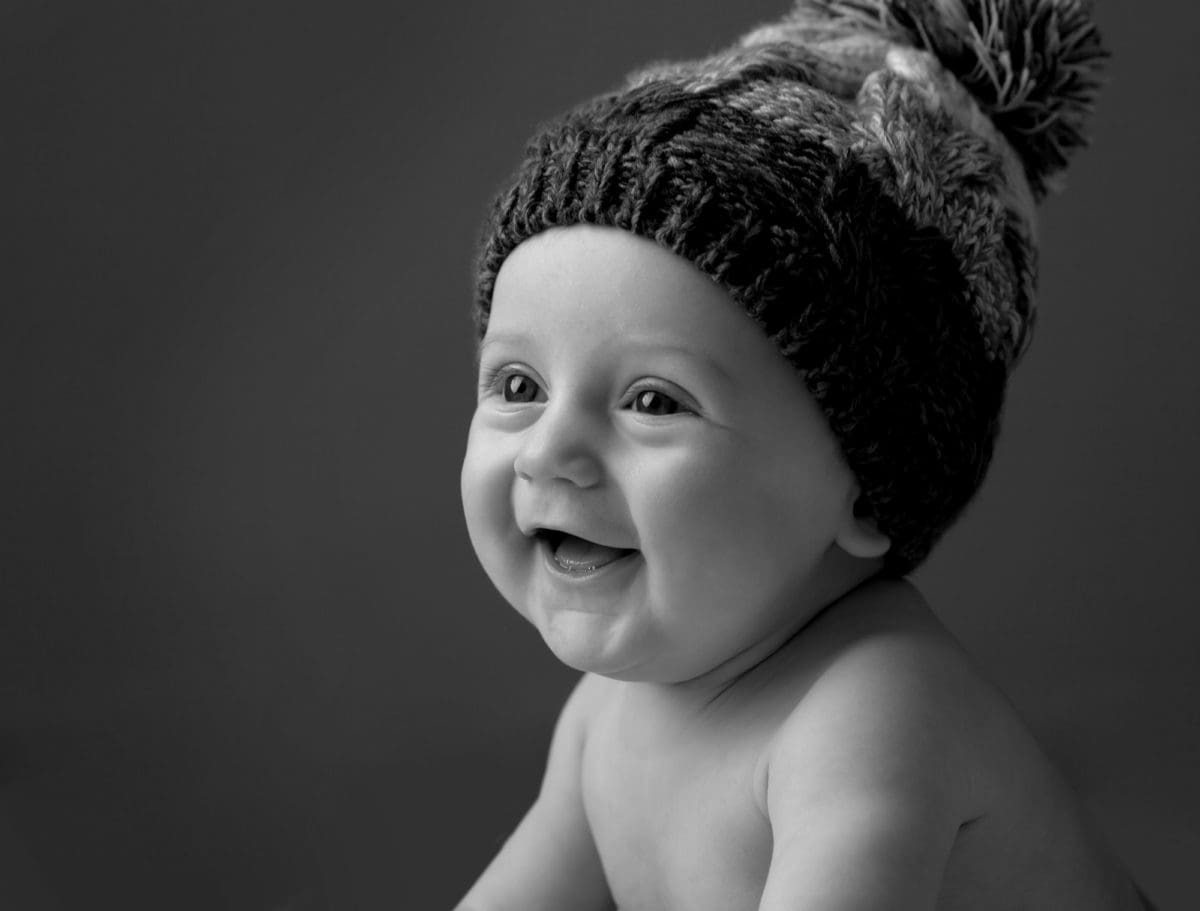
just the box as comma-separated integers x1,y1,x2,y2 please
472,0,1107,574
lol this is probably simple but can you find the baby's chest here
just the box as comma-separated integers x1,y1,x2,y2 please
580,730,773,911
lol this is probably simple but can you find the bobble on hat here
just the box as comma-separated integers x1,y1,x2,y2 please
794,0,1109,199
473,0,1107,574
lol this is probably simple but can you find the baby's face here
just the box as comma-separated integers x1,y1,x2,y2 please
461,225,878,684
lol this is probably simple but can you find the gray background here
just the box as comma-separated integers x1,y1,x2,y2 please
3,1,1197,908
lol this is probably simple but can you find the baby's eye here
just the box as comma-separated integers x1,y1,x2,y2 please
501,372,541,404
631,388,683,416
479,364,544,404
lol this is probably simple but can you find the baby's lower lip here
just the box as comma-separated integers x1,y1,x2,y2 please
536,536,639,579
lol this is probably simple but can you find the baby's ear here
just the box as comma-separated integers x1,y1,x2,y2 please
835,489,891,560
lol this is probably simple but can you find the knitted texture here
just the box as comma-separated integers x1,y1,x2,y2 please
473,0,1106,575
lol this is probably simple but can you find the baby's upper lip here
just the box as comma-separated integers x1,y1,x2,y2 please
517,516,637,551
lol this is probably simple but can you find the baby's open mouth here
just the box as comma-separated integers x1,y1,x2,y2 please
535,529,638,575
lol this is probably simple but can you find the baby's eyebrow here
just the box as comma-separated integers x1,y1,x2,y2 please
474,332,530,371
623,341,735,386
477,332,529,353
475,333,734,387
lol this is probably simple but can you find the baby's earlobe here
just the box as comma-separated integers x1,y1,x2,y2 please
837,496,891,560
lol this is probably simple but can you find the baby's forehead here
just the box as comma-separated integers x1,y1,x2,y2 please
482,226,773,369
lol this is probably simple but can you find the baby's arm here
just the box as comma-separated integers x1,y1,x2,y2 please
455,674,613,911
757,635,974,911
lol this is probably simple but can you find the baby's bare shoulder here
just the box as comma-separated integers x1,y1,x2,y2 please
763,578,1018,818
781,577,993,720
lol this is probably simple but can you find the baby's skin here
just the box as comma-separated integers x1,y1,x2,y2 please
458,225,1143,911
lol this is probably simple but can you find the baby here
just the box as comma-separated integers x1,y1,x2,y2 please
457,1,1149,909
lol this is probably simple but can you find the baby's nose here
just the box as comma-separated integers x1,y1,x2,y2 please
513,402,603,488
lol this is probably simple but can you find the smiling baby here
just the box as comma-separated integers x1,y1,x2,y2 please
454,2,1150,909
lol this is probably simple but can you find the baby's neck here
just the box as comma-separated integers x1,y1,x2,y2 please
634,559,884,715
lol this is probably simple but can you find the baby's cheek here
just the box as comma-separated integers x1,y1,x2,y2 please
460,432,516,567
640,448,821,585
637,450,751,562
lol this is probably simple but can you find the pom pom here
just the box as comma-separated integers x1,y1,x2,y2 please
794,0,1108,197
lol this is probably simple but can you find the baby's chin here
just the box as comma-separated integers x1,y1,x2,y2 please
528,608,669,681
533,612,735,685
